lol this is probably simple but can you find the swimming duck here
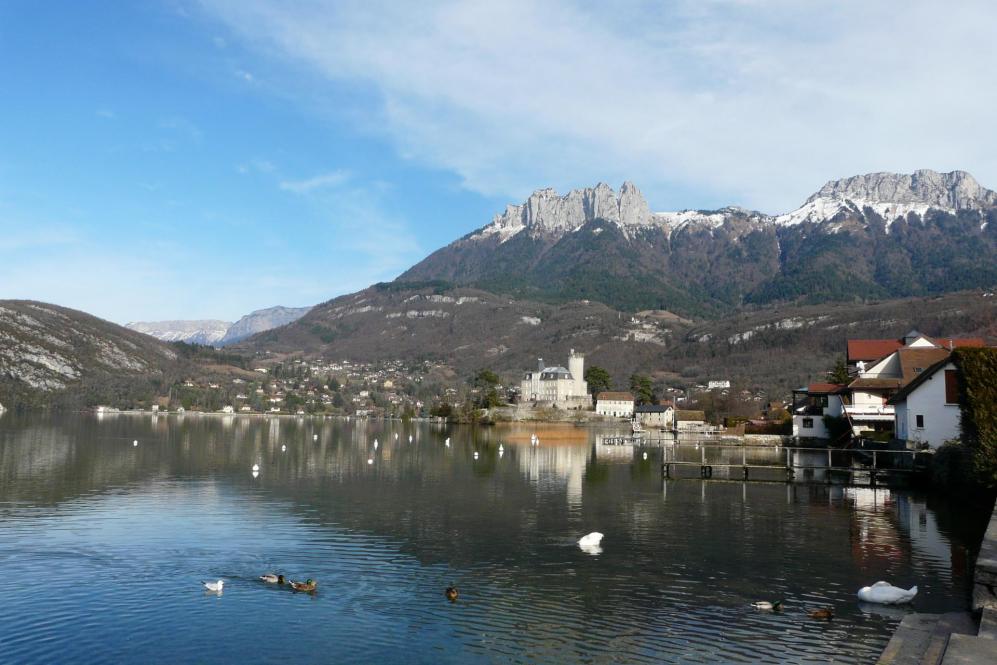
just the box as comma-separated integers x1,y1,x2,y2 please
808,608,833,620
260,573,285,584
445,586,459,602
857,581,917,605
202,579,224,592
289,579,317,592
752,600,782,611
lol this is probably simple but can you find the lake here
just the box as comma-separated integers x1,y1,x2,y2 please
0,413,987,664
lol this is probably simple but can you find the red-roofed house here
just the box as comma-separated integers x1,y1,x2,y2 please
794,330,988,441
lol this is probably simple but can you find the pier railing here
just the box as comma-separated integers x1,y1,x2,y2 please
656,443,929,486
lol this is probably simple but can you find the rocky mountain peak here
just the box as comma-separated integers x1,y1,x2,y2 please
807,169,997,210
484,182,655,240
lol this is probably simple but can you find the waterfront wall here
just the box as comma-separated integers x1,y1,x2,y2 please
973,496,997,612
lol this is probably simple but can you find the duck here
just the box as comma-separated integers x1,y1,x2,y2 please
259,573,285,584
857,581,918,605
808,607,834,620
751,600,783,611
289,579,317,592
445,586,459,602
202,579,224,592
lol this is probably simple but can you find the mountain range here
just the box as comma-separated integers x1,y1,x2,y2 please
126,305,311,346
400,169,997,315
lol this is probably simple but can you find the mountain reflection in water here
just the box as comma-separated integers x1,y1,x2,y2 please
0,413,987,664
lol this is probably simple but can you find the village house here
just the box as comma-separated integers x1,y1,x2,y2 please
595,392,635,418
674,410,707,431
794,331,984,440
634,404,673,429
888,358,962,449
519,350,589,408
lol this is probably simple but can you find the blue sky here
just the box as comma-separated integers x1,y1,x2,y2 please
2,1,996,323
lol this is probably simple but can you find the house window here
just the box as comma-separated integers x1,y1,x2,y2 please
915,414,924,429
802,417,814,428
944,369,959,404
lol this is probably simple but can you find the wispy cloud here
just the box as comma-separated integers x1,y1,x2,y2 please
279,169,351,194
201,0,997,211
96,109,116,119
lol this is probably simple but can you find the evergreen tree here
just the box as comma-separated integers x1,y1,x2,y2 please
585,366,612,394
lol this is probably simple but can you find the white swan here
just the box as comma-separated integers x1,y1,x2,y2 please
857,581,917,604
202,580,224,592
578,532,604,554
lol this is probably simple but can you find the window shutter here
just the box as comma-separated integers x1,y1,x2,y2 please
944,369,959,404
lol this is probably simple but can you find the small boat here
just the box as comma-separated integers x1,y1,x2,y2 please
857,582,917,604
631,419,644,435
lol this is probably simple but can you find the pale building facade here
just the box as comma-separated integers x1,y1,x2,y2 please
520,350,590,408
595,392,635,418
890,360,962,449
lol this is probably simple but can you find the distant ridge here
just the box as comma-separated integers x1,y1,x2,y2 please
127,305,311,347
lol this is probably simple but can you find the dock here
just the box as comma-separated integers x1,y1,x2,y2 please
654,443,930,486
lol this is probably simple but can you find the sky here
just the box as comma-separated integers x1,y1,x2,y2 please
2,1,996,324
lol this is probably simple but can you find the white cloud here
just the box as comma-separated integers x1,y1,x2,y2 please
201,0,997,212
279,169,351,194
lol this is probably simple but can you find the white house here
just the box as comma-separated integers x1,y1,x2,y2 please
595,392,635,418
707,380,730,390
635,404,673,429
674,410,708,431
791,383,847,438
888,359,962,449
220,405,235,414
520,350,589,408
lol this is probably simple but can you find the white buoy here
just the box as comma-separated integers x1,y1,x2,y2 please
252,463,260,472
133,440,138,447
281,444,286,452
367,458,374,465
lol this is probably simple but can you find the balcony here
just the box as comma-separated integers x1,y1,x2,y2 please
843,404,894,421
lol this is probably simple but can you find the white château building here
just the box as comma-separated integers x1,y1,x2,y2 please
520,350,589,408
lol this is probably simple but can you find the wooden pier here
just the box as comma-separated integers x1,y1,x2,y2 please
657,444,929,486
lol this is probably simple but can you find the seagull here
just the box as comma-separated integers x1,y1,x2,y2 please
252,463,260,472
473,451,479,459
202,580,224,592
281,444,286,452
374,439,379,450
408,435,413,443
445,437,450,445
578,532,604,554
395,433,399,440
133,440,138,447
368,458,374,465
252,470,259,479
313,434,318,441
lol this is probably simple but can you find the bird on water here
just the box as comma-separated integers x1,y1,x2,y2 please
445,586,459,602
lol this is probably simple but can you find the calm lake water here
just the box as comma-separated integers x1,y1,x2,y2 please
0,413,987,664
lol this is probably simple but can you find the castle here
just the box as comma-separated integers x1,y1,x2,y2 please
519,350,589,408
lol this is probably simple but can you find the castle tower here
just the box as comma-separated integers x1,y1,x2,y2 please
568,349,585,397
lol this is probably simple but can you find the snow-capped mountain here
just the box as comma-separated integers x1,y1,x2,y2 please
125,320,232,346
399,170,997,315
127,306,312,347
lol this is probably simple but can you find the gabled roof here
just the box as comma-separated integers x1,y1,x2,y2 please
887,356,954,405
897,348,952,384
848,339,903,363
596,391,634,402
847,336,985,363
849,377,901,390
806,382,848,394
635,404,672,413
